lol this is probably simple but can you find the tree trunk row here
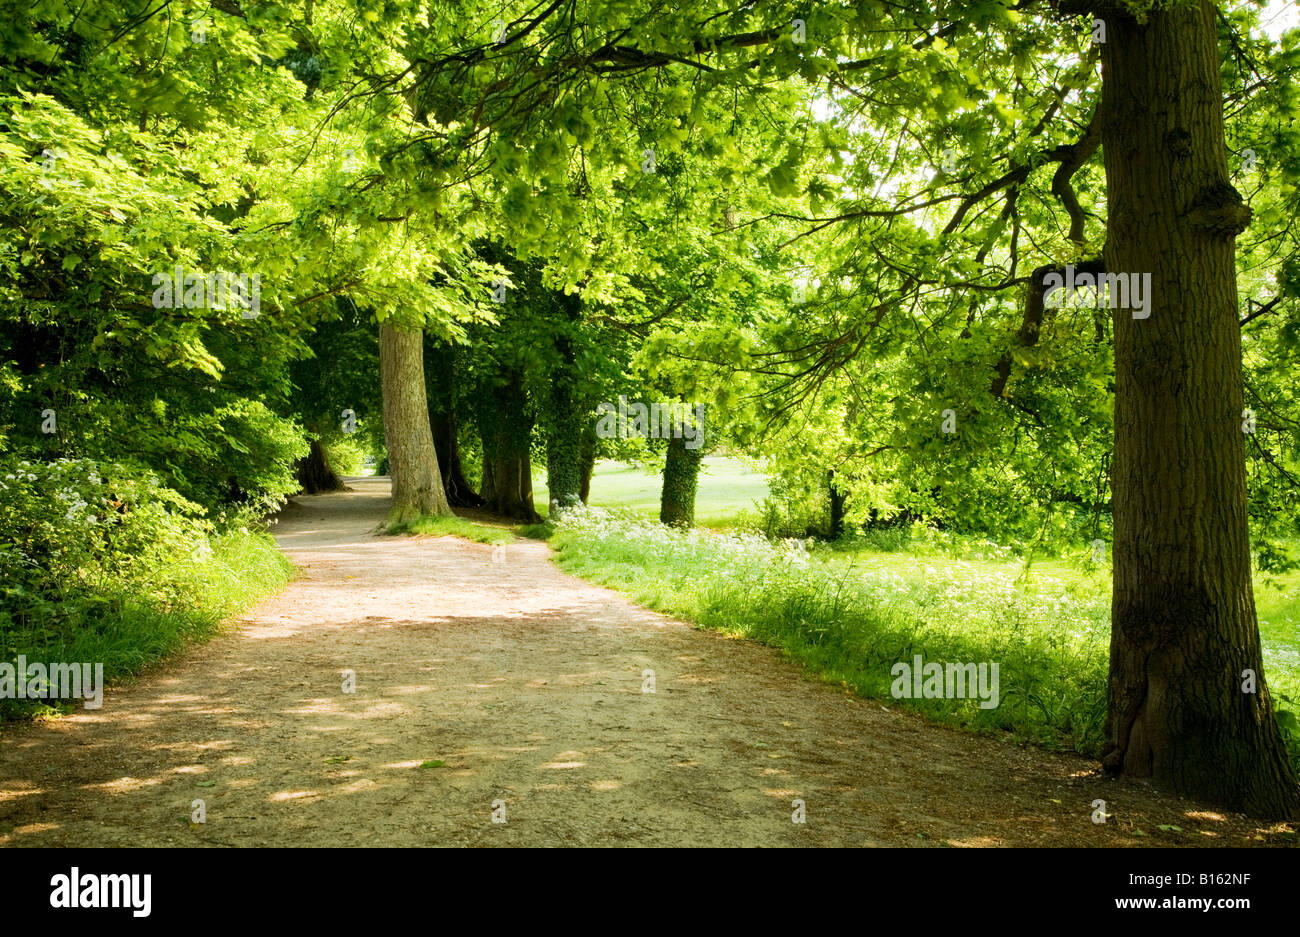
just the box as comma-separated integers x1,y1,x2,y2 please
1099,0,1299,816
378,321,453,524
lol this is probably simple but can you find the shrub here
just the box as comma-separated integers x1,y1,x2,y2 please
0,457,293,722
0,457,211,627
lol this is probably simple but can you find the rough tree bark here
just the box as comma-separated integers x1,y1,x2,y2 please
424,340,483,508
431,409,484,507
477,373,540,522
378,321,453,525
1096,0,1299,816
545,292,584,516
296,437,344,494
660,411,705,528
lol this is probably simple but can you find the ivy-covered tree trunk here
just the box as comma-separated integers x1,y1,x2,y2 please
545,293,584,516
578,417,596,504
477,372,539,522
660,428,704,528
296,437,344,494
1097,1,1300,817
546,404,582,515
378,321,453,525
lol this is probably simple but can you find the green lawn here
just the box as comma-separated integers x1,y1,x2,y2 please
1254,573,1300,708
534,455,769,527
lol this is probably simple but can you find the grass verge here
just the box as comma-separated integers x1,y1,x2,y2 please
547,509,1300,770
0,530,292,724
385,514,515,545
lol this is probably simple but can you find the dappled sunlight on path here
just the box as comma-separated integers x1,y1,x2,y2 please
0,478,1281,846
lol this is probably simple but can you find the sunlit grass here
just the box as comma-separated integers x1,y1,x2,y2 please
533,456,769,528
0,530,292,723
389,514,514,545
545,508,1300,769
1254,570,1300,732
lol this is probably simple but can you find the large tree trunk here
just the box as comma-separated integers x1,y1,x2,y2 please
378,321,453,525
477,372,540,522
545,292,584,517
424,340,483,508
479,444,498,505
1099,1,1299,817
431,409,484,507
578,418,596,504
296,437,344,494
489,447,539,521
660,428,704,528
545,405,583,516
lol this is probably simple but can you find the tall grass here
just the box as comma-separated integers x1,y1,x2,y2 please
549,508,1300,767
0,530,292,723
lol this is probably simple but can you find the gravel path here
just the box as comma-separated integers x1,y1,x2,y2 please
0,478,1287,846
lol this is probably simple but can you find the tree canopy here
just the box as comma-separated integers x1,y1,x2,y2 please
3,0,1300,817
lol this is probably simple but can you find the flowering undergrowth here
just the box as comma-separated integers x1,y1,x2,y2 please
0,458,292,722
548,506,1300,765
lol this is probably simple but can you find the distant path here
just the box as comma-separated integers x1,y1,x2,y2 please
0,478,1282,846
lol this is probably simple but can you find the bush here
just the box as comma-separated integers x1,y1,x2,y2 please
0,458,211,627
755,474,828,538
0,457,293,721
324,433,371,476
169,399,307,522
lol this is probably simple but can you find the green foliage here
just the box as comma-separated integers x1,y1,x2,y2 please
755,477,833,539
0,458,212,627
0,456,292,721
324,434,372,477
0,527,291,723
4,0,1300,790
291,299,384,473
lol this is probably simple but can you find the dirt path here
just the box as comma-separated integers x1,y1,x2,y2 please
0,478,1292,847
